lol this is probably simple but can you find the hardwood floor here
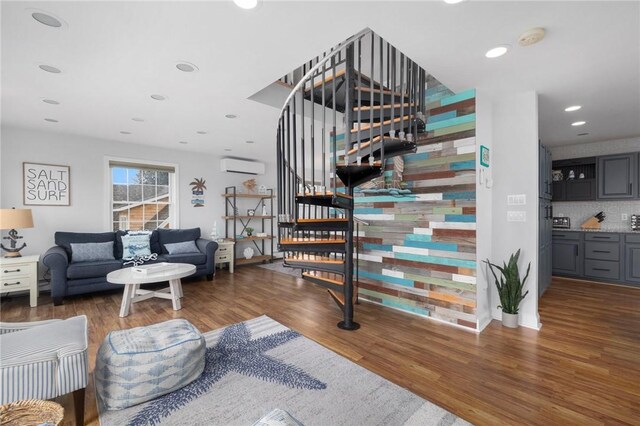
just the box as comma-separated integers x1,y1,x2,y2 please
2,268,639,425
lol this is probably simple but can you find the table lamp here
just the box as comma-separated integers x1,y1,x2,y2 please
0,208,34,257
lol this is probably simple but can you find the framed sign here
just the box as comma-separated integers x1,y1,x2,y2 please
480,145,490,168
23,162,70,206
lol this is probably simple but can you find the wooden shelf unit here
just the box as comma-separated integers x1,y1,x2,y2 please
222,186,275,266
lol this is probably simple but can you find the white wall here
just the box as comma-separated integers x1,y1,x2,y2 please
1,126,277,259
474,88,493,331
477,90,540,330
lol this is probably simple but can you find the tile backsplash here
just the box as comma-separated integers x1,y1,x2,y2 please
552,200,640,232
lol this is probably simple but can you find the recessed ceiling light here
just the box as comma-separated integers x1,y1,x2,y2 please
224,149,232,152
120,131,132,135
246,140,255,144
443,0,466,4
577,133,589,136
485,45,509,59
44,118,58,123
176,62,199,72
571,121,587,126
518,27,545,46
196,131,207,135
42,99,60,105
32,12,62,27
233,0,260,9
150,94,166,101
132,117,145,122
564,105,582,112
39,64,61,73
179,141,188,144
225,114,237,119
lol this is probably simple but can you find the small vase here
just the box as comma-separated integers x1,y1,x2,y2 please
501,312,519,328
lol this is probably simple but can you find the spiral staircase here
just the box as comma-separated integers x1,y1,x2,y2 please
276,29,428,330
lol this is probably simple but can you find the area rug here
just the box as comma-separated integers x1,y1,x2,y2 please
255,259,302,278
97,316,470,426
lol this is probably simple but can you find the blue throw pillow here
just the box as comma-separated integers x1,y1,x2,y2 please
164,240,199,255
122,233,152,259
70,241,115,263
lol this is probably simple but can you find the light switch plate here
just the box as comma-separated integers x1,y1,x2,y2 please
507,211,526,222
507,194,527,206
622,213,628,221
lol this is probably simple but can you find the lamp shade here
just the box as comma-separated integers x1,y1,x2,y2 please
0,209,34,230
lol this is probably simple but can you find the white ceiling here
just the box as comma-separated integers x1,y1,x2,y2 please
2,1,639,161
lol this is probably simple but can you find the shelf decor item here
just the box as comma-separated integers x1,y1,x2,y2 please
243,247,254,259
245,227,254,237
247,209,255,217
242,178,257,193
0,208,34,257
485,249,530,328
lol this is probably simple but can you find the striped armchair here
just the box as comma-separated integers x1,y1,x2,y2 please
0,315,88,425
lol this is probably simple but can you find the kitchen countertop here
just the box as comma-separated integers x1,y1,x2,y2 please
553,228,639,234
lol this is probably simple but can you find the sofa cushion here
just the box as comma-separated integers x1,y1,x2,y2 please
162,253,206,265
164,240,199,255
115,230,160,258
70,241,115,263
67,260,123,280
157,228,201,254
121,233,152,259
55,231,116,259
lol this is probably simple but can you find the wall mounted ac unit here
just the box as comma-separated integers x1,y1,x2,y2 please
220,158,265,175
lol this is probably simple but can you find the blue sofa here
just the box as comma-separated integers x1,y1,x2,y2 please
42,228,218,306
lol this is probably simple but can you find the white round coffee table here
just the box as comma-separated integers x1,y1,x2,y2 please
107,263,196,317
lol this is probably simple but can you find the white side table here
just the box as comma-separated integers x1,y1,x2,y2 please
0,255,39,307
215,240,235,273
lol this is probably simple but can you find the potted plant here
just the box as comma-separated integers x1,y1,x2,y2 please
245,227,254,237
485,249,530,328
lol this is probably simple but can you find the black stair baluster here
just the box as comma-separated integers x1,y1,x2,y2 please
391,46,396,140
321,60,327,219
378,35,383,165
369,33,374,164
276,123,281,240
310,66,315,201
292,96,298,223
399,53,405,138
286,106,293,229
356,39,362,166
331,55,337,218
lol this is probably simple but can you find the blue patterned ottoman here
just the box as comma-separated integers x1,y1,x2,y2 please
95,319,205,410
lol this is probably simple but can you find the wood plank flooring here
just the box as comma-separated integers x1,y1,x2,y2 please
1,269,639,425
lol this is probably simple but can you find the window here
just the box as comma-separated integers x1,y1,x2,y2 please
109,161,176,232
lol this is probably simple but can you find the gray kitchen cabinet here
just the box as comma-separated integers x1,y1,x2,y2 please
552,233,582,276
597,153,638,199
539,143,553,200
565,179,596,201
625,234,640,284
539,198,552,296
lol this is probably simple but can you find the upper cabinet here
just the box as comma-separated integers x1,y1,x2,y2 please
597,153,638,200
539,143,553,200
551,157,596,202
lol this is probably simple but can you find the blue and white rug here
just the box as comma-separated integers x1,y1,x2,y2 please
97,316,470,426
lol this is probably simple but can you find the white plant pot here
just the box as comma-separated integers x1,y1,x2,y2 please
501,312,519,328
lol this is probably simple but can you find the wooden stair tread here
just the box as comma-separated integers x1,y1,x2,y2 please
307,69,380,91
297,218,348,223
356,86,407,97
347,135,412,156
280,238,346,244
303,271,344,286
285,255,344,265
296,191,352,199
339,161,382,167
353,103,414,111
351,115,412,133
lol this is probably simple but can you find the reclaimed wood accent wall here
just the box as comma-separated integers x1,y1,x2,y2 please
349,86,477,329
